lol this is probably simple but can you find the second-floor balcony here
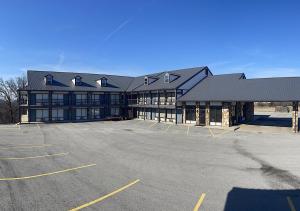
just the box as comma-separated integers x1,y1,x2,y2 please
20,99,28,105
91,100,102,106
111,99,120,105
52,99,65,106
35,99,49,106
76,99,88,106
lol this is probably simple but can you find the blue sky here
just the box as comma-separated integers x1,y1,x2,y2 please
0,0,300,79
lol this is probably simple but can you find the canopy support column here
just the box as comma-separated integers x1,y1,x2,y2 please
292,102,299,133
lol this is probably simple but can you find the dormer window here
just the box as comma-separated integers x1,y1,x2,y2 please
164,73,170,83
73,75,82,86
97,77,107,87
44,74,53,85
144,77,148,85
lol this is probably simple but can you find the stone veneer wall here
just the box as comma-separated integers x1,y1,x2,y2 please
292,102,299,133
222,102,232,127
196,102,200,126
245,102,254,122
205,102,210,126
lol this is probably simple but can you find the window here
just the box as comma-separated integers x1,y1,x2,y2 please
92,108,101,119
92,94,101,104
111,107,120,116
76,108,87,120
97,77,107,87
164,73,170,83
74,75,82,86
20,94,28,104
36,109,49,121
21,108,27,115
36,93,48,105
144,77,148,85
52,93,64,105
44,75,53,85
110,94,120,105
52,109,64,121
76,94,87,105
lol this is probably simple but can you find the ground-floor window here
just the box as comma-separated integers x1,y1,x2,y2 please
111,107,120,116
166,109,176,122
210,106,222,126
91,108,101,119
52,108,64,121
160,109,166,122
153,109,159,120
199,106,206,125
186,106,196,123
138,109,144,119
76,108,87,120
36,109,49,122
145,108,152,119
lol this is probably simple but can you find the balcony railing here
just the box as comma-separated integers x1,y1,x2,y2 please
91,100,102,105
36,117,49,122
52,117,64,121
20,99,28,105
76,116,88,120
111,99,120,105
35,99,49,106
52,99,65,106
76,99,88,105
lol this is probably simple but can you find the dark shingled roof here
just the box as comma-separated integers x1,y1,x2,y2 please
26,70,134,92
178,74,300,102
126,67,207,91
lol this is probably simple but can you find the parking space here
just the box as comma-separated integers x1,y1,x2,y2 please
0,120,299,210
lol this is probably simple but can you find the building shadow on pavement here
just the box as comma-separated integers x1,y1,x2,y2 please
224,187,300,211
247,115,292,127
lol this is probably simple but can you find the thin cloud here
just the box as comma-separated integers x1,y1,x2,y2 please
248,67,300,78
104,18,133,42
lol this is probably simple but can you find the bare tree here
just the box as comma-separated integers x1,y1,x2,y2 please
0,75,27,123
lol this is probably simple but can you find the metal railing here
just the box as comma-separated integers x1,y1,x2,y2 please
52,117,64,121
75,99,88,105
52,99,65,106
35,99,49,106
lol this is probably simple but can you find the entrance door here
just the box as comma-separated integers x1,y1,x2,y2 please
210,106,222,126
199,106,206,125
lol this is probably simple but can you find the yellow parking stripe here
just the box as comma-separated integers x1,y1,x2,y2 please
0,152,68,160
0,163,96,181
69,179,140,211
208,127,214,137
287,196,297,211
0,144,52,150
165,124,172,132
187,126,190,136
149,122,158,128
193,193,206,211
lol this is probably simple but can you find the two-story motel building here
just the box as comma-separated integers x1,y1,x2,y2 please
19,66,300,132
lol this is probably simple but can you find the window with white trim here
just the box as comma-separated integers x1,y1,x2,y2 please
36,109,49,121
111,107,120,116
76,108,87,120
52,109,64,121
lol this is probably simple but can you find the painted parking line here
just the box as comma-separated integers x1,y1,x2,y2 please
0,163,96,181
214,129,232,137
0,152,68,160
69,179,140,211
193,193,206,211
149,122,158,128
208,127,215,137
187,125,190,136
287,196,297,211
0,144,52,150
165,124,172,132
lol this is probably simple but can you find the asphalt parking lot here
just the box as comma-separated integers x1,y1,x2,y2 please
0,120,299,211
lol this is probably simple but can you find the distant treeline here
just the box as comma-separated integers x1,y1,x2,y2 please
0,76,27,124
